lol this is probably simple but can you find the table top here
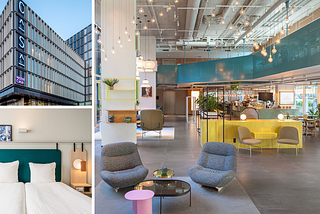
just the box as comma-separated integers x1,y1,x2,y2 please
135,179,191,197
125,190,154,201
153,168,175,178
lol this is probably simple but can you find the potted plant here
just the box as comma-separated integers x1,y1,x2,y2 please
109,114,115,123
123,117,132,123
103,78,119,90
136,101,140,110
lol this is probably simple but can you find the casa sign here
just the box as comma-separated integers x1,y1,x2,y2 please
17,0,26,69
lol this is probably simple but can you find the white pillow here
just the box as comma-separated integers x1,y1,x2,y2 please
0,161,19,183
29,162,56,183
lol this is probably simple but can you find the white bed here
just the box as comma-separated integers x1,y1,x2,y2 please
0,183,26,214
25,182,91,214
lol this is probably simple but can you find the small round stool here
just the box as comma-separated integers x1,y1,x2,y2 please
125,190,154,214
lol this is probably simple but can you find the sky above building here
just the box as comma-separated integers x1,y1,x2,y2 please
0,0,91,40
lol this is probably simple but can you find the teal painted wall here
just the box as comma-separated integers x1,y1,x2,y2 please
157,18,320,85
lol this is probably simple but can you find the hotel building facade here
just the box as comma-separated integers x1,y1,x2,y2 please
0,0,86,105
66,24,94,105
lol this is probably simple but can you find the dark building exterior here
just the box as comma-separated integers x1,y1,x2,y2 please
0,0,86,105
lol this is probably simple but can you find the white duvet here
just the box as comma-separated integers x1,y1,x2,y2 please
0,182,25,214
25,182,91,214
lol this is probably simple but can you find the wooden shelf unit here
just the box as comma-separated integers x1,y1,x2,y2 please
107,109,140,124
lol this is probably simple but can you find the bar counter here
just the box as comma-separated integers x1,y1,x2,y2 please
200,119,303,149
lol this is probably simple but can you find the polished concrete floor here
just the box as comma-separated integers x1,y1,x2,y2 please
95,116,320,214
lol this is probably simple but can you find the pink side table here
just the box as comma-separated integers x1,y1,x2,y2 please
125,190,154,214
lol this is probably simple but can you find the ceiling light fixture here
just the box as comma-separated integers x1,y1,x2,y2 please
175,0,179,3
148,0,153,3
285,15,290,25
276,37,281,44
249,27,253,35
235,0,239,6
143,23,147,30
272,44,277,54
111,47,115,55
131,16,136,25
229,23,233,30
151,16,155,23
290,5,295,14
280,26,285,35
127,35,131,42
139,3,144,14
245,18,249,26
160,9,164,17
245,36,249,43
135,30,139,36
124,27,128,35
240,6,244,15
221,17,225,25
211,9,215,17
168,4,172,11
104,54,108,61
237,29,241,36
177,21,179,26
268,54,273,62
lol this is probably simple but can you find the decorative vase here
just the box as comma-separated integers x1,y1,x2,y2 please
136,105,140,110
109,86,114,90
109,118,114,123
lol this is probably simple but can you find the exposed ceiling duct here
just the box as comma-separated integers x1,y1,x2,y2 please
184,0,201,40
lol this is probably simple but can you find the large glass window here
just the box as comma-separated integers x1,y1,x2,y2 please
305,85,317,114
295,86,303,115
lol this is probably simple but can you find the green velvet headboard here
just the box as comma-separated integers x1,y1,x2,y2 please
0,149,61,183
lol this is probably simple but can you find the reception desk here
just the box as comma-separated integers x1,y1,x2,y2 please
200,119,303,149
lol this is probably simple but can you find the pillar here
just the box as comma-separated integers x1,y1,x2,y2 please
100,0,137,145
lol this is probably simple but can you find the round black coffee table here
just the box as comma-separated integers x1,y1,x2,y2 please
135,179,191,214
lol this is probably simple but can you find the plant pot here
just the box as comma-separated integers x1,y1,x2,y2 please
123,117,132,123
109,86,114,90
136,106,140,110
109,118,114,123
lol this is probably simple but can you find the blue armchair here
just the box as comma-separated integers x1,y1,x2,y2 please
188,142,237,191
100,142,148,192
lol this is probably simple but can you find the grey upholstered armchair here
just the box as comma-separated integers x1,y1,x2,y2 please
188,142,237,191
100,142,148,191
277,126,300,155
140,109,163,138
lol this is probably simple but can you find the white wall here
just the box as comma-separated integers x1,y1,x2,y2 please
139,36,157,109
100,0,137,145
0,108,92,185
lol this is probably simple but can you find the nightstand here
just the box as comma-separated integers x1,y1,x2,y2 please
71,183,92,197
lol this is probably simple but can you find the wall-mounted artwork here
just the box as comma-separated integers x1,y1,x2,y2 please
0,125,12,142
142,86,152,98
279,92,295,105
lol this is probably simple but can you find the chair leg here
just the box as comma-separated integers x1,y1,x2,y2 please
113,188,119,193
215,187,224,192
277,143,279,153
296,145,298,156
238,142,240,153
260,143,262,153
249,145,252,156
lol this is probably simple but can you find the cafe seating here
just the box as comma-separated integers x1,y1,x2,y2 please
277,126,300,156
306,120,317,136
238,127,262,156
140,109,164,138
240,107,259,119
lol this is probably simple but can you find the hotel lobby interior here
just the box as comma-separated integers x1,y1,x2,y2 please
94,0,320,213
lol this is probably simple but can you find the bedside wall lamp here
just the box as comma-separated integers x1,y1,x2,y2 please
19,128,28,133
73,159,86,171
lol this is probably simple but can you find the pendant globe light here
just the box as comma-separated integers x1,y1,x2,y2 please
272,44,277,54
144,19,155,72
